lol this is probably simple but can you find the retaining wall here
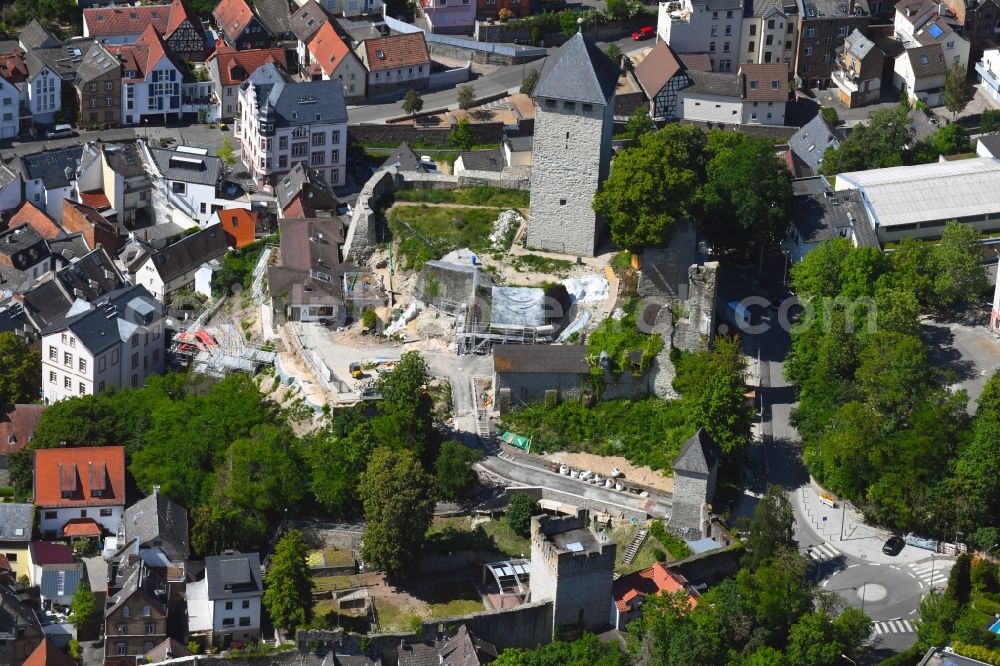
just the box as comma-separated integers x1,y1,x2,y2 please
349,121,507,145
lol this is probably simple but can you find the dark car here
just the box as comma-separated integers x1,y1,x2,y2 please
882,536,905,556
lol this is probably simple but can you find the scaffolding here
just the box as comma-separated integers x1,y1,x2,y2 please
457,301,546,355
482,559,531,610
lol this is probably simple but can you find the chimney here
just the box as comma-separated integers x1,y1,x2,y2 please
153,484,160,496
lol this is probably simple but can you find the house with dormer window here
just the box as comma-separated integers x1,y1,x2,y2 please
104,556,169,666
186,551,263,649
33,446,126,539
206,45,287,120
355,33,431,97
108,25,184,126
214,0,274,50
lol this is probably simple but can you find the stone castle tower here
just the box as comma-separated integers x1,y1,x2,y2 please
529,509,616,636
669,428,721,539
527,32,619,257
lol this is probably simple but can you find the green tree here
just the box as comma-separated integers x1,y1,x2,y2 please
606,0,628,20
220,424,307,515
622,108,655,141
947,552,973,605
819,106,839,127
263,529,315,635
925,123,971,157
593,124,707,250
744,647,786,665
218,137,235,167
520,69,539,95
944,63,975,120
0,332,41,404
820,106,914,174
494,633,626,666
916,591,962,651
305,422,376,517
433,440,480,500
928,220,988,308
700,133,793,256
402,88,424,117
359,448,436,577
450,117,473,151
68,582,96,630
606,43,622,64
744,485,797,570
981,108,1000,133
785,609,871,666
190,505,269,557
373,351,435,462
457,85,476,111
505,492,537,537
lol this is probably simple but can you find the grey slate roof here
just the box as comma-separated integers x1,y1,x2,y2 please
148,147,222,186
55,248,124,303
41,284,164,356
532,32,619,106
844,28,875,59
245,62,348,128
75,42,121,85
0,580,40,640
290,0,329,42
791,177,878,248
19,20,61,51
799,0,869,18
684,69,742,97
253,0,294,37
103,142,148,179
204,551,263,599
978,133,1000,157
48,234,94,263
0,504,33,543
17,146,83,190
148,226,229,283
0,226,51,271
276,162,339,209
31,40,98,81
904,43,947,78
505,135,533,152
105,559,166,619
458,149,504,172
0,163,19,190
123,491,190,563
673,429,720,474
19,280,73,329
399,626,496,666
788,114,841,175
378,142,426,172
493,344,589,374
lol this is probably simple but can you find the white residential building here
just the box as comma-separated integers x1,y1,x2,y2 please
657,0,745,71
0,75,21,139
16,147,83,224
132,226,230,303
145,145,249,225
187,552,263,649
23,55,61,126
0,164,21,214
109,25,184,127
291,0,383,18
33,446,127,539
40,285,165,404
739,0,798,70
236,62,348,188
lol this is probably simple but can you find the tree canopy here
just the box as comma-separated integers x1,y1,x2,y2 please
263,529,315,634
944,63,975,120
433,440,480,501
0,332,41,404
820,106,914,174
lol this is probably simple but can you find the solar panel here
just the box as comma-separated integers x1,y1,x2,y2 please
566,542,584,553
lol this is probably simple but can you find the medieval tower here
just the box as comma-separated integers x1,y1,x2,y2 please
527,31,619,257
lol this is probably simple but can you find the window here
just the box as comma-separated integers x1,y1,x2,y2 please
279,155,287,168
725,25,732,35
711,25,718,36
292,142,307,157
804,46,813,56
106,81,113,90
239,617,251,626
766,34,773,45
748,41,755,52
64,377,71,389
750,80,758,89
45,511,56,519
946,40,955,49
89,83,97,92
312,132,326,146
822,52,830,63
131,353,139,370
838,26,848,37
311,151,325,165
726,9,733,17
79,382,85,395
145,623,155,634
279,136,288,150
100,508,112,517
563,101,575,110
709,41,716,51
49,346,57,360
79,359,87,373
805,26,816,37
331,149,340,163
49,371,56,384
750,24,757,35
98,381,105,392
112,349,119,365
242,600,251,609
225,601,234,610
64,352,72,367
223,618,235,627
117,644,127,656
132,374,138,388
171,182,186,194
825,34,832,44
723,42,730,52
771,79,780,89
332,130,340,143
768,18,775,28
123,606,130,617
582,103,593,111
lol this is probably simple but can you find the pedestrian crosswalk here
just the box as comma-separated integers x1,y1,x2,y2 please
872,620,914,635
807,542,842,561
911,560,952,588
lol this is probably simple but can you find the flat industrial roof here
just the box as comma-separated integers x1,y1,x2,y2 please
836,157,1000,228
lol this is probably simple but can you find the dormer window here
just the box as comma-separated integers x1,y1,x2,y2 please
122,606,130,617
750,80,758,89
771,80,779,89
376,49,385,59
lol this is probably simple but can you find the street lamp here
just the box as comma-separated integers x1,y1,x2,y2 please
841,656,857,666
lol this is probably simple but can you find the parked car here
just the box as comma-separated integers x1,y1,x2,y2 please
45,124,75,139
882,536,905,556
632,26,654,40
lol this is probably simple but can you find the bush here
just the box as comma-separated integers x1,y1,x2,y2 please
0,487,14,497
68,640,80,659
362,309,378,330
820,106,839,126
506,492,537,538
953,642,1000,665
974,596,1000,616
982,109,1000,134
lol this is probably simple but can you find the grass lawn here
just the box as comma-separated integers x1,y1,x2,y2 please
374,598,422,633
388,205,505,270
425,516,529,559
612,523,689,575
509,253,574,276
424,579,484,619
394,186,529,209
480,519,530,558
308,547,354,568
312,575,356,592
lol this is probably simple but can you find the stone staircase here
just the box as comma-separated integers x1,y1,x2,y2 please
621,528,649,567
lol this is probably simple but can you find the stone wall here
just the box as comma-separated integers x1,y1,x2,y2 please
506,486,652,521
670,470,710,538
678,119,798,140
495,370,585,407
672,262,719,353
414,260,479,311
671,543,743,585
350,121,508,145
343,169,399,262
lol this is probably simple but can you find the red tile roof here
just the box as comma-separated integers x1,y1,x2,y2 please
34,446,126,508
79,191,112,211
612,562,697,614
8,201,63,240
208,44,286,86
164,0,202,39
740,63,789,102
24,638,76,666
215,208,257,248
29,541,74,566
307,21,351,78
0,51,28,85
62,518,103,537
282,197,309,219
363,33,430,72
85,4,171,38
0,554,10,571
109,24,175,83
214,0,256,40
0,404,47,455
634,40,684,98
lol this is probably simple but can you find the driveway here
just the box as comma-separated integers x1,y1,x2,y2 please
922,317,1000,412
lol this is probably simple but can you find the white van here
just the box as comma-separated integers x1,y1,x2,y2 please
725,301,752,332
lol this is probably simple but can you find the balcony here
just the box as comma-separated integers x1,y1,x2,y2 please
976,60,1000,88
